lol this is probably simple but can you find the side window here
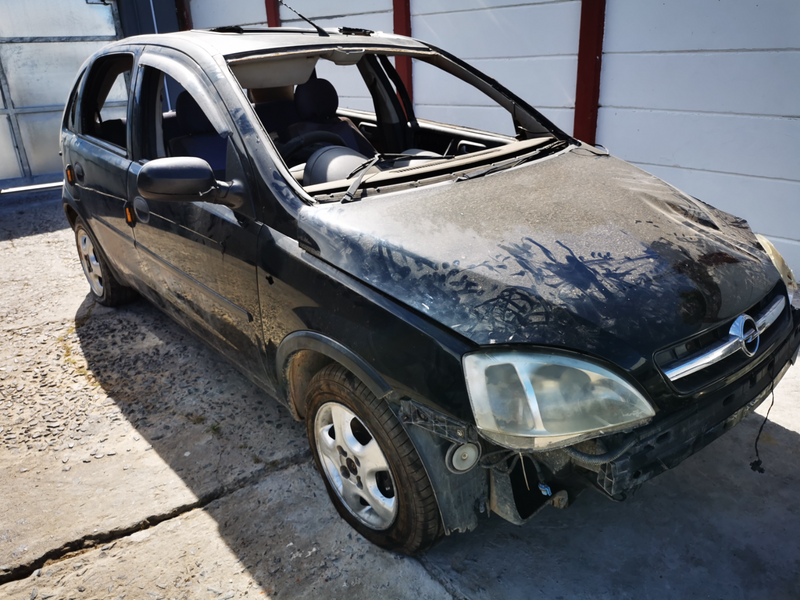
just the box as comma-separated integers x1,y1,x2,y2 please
80,54,132,149
137,65,228,179
63,69,85,132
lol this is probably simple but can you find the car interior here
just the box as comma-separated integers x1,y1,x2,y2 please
79,54,133,150
227,49,557,199
78,48,558,202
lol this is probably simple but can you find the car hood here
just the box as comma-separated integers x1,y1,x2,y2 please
297,147,779,369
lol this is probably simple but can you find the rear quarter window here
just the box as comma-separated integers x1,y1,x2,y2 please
63,68,86,133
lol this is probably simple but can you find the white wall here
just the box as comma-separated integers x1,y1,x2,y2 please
186,1,800,273
410,0,581,135
277,0,393,31
597,0,800,272
187,0,393,31
188,1,390,110
188,0,266,28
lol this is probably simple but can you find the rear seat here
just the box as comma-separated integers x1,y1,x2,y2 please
98,118,126,148
167,92,227,177
253,99,300,142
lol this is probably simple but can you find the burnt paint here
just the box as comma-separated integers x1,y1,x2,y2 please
297,149,781,407
255,224,476,421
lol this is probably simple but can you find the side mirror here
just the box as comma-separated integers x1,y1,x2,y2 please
137,157,244,208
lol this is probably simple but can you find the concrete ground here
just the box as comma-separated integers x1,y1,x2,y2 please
0,189,798,599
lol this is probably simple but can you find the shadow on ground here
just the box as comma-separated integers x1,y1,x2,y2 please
72,295,307,495
70,290,800,598
69,298,448,598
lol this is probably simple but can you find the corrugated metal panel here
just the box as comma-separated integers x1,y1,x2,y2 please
0,0,121,190
0,116,22,179
17,111,63,176
0,0,116,38
0,42,109,108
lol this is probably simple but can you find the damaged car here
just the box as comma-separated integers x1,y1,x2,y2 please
60,25,800,554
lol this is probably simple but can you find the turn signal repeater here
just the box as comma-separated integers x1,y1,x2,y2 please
65,164,75,185
123,200,136,227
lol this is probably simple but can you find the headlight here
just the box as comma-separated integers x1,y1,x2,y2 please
463,350,655,450
756,234,797,305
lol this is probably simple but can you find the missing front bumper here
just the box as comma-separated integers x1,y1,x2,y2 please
596,342,797,498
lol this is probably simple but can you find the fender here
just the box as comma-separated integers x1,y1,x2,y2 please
276,330,392,402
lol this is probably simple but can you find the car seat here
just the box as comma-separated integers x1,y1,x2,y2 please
286,78,375,157
168,92,227,177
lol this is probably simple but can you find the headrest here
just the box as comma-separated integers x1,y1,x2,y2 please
175,91,214,134
294,78,339,121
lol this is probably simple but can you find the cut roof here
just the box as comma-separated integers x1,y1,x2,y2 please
114,27,429,60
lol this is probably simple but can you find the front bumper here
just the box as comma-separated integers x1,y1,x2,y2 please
596,315,800,498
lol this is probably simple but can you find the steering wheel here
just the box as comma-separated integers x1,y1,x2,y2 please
281,131,348,162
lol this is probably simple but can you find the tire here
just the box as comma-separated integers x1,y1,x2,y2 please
305,363,443,555
73,216,137,307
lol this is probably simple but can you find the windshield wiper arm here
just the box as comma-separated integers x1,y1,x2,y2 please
341,153,451,203
342,154,382,203
455,138,567,182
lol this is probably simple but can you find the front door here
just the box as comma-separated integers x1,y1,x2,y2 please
128,50,267,386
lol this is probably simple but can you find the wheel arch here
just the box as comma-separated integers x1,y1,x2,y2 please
63,201,79,229
278,330,488,537
276,331,392,420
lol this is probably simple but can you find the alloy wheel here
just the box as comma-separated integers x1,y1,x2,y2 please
314,402,398,530
76,226,104,297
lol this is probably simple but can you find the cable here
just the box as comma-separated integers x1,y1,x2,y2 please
750,381,775,474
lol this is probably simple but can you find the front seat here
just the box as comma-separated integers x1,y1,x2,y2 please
168,92,227,177
286,78,376,157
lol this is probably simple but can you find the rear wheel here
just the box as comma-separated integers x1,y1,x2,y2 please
305,364,443,554
73,217,136,306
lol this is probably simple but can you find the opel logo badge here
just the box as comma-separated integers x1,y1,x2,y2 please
729,315,760,357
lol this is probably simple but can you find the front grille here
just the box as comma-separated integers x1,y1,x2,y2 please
655,283,790,393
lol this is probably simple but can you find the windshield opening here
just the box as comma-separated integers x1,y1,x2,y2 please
228,48,566,202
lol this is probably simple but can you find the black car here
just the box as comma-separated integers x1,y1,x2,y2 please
60,26,800,555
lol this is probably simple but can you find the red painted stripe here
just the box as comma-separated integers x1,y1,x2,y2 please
175,0,193,30
393,0,413,102
573,0,606,145
265,0,281,27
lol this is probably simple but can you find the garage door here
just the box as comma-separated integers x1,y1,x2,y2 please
0,0,121,189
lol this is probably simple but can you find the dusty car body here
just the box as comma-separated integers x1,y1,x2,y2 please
59,26,800,554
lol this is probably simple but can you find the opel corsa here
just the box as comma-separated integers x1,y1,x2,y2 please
60,26,800,554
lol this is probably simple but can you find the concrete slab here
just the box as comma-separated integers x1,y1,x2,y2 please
0,187,88,328
0,197,307,581
1,463,452,600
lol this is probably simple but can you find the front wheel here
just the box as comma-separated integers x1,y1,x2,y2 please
305,364,443,554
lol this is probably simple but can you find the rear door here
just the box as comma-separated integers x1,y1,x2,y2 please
128,49,268,385
62,50,138,281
